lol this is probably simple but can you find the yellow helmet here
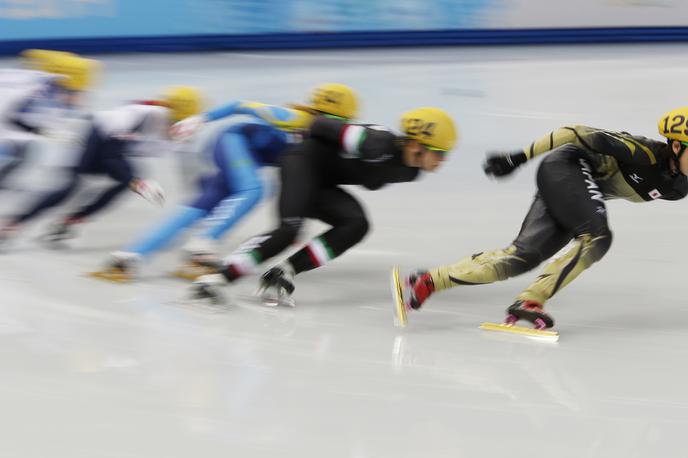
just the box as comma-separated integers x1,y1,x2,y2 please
21,49,76,67
164,86,203,122
400,107,458,152
46,55,98,91
23,49,98,92
309,83,358,119
658,107,688,143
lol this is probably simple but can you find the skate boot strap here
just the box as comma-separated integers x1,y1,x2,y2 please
507,300,554,328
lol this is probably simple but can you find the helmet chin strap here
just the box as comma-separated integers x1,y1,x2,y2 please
670,141,688,176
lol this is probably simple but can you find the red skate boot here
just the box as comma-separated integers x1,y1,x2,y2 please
390,267,435,327
406,270,435,310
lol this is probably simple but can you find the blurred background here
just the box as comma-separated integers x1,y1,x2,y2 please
2,0,688,52
2,2,688,458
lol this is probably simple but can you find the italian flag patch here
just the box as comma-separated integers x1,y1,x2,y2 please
340,125,366,157
305,237,335,267
225,251,260,275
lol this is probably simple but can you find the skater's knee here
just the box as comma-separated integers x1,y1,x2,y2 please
506,245,543,275
579,227,612,264
279,216,303,243
591,227,612,259
512,248,545,272
347,214,369,243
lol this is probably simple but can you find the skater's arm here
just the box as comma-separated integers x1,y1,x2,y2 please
521,126,581,160
523,125,658,165
309,117,397,162
484,125,657,177
205,101,311,129
203,101,243,122
484,127,580,177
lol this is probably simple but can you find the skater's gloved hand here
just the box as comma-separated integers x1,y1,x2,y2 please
131,178,166,206
169,114,205,141
483,151,528,178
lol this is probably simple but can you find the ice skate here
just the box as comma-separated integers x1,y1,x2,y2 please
172,252,221,281
390,267,434,327
406,269,435,310
256,265,295,307
390,266,409,327
88,251,141,283
191,273,229,305
480,300,559,342
38,221,77,247
173,237,222,281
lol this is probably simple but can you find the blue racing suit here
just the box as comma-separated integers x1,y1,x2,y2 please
125,101,311,258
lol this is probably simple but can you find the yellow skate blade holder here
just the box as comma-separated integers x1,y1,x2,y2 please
86,270,132,283
171,262,218,282
479,322,559,343
170,269,201,281
391,266,408,327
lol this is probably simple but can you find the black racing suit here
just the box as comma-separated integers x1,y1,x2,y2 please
222,116,419,280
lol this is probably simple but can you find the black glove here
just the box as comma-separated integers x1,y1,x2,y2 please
483,151,528,177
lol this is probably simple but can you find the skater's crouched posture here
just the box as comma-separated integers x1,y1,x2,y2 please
193,107,458,305
91,83,359,282
0,87,202,247
401,108,688,329
0,50,97,190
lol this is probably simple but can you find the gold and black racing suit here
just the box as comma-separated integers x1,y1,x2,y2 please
429,125,688,306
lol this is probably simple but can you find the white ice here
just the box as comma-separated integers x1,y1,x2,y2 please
1,44,688,458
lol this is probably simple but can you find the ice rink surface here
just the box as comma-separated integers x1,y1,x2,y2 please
2,44,688,457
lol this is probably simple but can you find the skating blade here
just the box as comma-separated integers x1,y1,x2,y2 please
86,270,132,283
479,322,559,342
391,266,408,327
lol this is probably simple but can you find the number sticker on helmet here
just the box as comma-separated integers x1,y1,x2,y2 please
658,108,688,142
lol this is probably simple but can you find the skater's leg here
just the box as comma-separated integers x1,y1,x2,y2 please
92,201,210,282
220,148,318,281
123,173,226,259
286,187,369,274
9,170,80,225
63,137,134,223
1,128,105,236
100,128,265,280
255,187,369,305
196,132,264,241
45,135,136,245
124,206,208,258
123,134,243,261
66,180,129,222
429,195,571,289
515,148,612,306
93,167,228,277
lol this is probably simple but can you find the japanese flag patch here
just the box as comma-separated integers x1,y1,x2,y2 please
648,189,662,200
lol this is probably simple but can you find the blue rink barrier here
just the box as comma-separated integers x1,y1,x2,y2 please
2,27,688,55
